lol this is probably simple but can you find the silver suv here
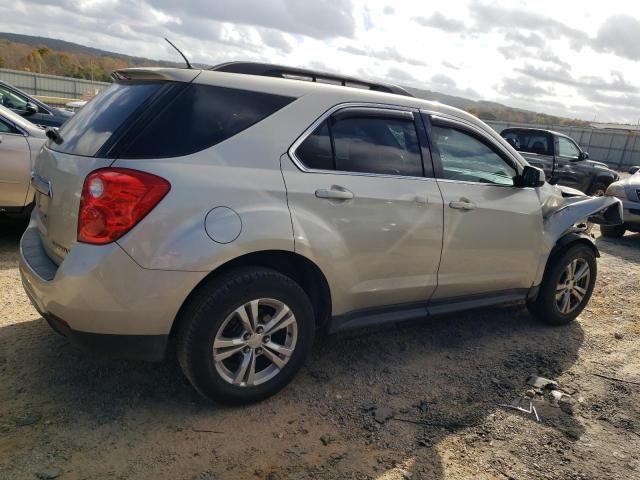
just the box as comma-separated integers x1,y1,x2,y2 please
20,63,622,404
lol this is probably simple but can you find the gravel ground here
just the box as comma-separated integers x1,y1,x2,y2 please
1,217,639,480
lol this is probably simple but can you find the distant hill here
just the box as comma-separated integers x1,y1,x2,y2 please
0,32,203,82
0,32,589,126
405,87,589,127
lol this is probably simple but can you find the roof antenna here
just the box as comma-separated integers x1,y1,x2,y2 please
164,37,192,69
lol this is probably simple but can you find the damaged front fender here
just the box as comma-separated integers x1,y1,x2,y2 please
543,195,623,246
532,184,623,286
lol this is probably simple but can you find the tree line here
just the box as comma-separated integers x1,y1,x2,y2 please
0,40,136,82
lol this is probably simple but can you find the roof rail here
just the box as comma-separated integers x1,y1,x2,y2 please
209,62,413,98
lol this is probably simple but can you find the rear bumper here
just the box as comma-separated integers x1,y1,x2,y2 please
43,313,168,361
19,224,206,361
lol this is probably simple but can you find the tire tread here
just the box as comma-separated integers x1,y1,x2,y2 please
176,267,314,404
528,244,597,326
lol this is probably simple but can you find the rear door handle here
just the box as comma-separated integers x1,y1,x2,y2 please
449,200,476,211
315,187,354,200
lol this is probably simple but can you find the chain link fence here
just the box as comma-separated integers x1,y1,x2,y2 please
0,68,109,106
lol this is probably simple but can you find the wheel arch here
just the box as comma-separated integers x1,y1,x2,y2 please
169,250,332,339
530,232,598,302
588,174,615,193
549,232,598,276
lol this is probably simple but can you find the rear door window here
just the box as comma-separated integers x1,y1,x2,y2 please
295,112,424,177
502,131,552,156
332,116,423,176
51,82,162,157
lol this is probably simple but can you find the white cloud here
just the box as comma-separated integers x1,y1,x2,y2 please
1,0,640,122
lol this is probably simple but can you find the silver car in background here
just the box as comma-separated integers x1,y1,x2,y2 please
0,105,46,216
601,167,640,237
19,63,623,404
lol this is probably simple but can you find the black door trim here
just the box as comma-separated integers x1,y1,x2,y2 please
329,288,531,333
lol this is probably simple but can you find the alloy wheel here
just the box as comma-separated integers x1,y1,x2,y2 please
555,258,591,314
213,298,298,387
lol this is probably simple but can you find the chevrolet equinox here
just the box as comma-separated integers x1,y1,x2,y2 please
20,63,622,404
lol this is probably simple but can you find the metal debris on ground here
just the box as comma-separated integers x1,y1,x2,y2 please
499,396,540,422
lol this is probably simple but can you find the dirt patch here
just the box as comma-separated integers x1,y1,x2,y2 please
1,218,639,480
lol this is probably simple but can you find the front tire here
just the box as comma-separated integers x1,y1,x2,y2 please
177,268,315,404
528,244,597,325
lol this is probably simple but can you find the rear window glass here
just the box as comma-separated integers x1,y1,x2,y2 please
51,82,162,157
501,131,553,156
120,84,294,158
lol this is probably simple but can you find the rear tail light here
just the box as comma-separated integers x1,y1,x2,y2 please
78,168,170,244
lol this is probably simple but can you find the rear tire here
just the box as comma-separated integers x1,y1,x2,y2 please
600,224,626,238
527,244,597,326
588,182,607,197
177,267,315,404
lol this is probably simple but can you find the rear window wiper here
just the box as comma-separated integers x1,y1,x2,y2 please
45,127,64,145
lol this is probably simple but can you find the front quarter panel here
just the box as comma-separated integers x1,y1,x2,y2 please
533,184,622,284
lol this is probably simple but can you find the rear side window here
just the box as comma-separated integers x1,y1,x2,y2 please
296,120,333,170
120,85,294,158
296,114,423,177
52,82,162,157
50,82,294,159
501,131,552,156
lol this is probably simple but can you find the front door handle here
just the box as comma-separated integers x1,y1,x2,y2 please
449,199,476,211
315,187,354,200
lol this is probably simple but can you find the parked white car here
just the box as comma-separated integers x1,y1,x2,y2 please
0,105,47,216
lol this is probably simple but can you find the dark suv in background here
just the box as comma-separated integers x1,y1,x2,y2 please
501,128,619,196
0,80,72,128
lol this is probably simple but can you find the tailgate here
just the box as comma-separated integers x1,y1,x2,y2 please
33,146,112,264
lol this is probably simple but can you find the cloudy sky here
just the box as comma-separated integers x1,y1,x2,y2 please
2,0,640,123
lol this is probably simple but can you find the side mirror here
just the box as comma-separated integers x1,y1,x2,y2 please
518,165,546,188
629,166,640,175
25,102,38,115
571,151,587,162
